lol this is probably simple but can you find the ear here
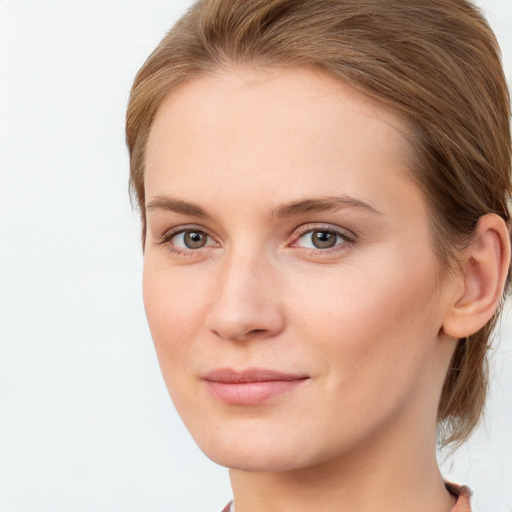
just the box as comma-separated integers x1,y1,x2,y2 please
442,213,511,339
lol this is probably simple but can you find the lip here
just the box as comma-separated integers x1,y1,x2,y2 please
202,368,310,405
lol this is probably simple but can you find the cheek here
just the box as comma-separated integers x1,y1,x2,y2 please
142,261,210,372
294,248,437,330
289,250,440,397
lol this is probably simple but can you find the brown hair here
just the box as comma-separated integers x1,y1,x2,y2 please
126,0,511,446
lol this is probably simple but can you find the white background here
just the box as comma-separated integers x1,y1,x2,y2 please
0,1,511,511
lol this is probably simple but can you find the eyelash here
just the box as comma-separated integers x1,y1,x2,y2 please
157,224,356,257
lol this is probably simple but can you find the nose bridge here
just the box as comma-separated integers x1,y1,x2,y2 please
206,242,284,341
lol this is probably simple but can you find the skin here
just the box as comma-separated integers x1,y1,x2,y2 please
142,67,507,512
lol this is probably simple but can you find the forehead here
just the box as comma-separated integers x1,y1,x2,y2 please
144,66,417,213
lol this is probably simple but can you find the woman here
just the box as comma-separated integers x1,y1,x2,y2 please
126,0,511,510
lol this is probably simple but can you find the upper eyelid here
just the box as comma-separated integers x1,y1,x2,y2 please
162,224,211,235
291,223,356,240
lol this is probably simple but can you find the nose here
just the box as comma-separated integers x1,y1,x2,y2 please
205,250,286,341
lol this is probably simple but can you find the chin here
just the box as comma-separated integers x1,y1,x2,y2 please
191,423,338,473
204,445,312,473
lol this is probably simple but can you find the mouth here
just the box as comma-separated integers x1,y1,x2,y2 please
202,368,310,405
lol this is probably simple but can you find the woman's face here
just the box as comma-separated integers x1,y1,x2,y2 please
143,67,456,472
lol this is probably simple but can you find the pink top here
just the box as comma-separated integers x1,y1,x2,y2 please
221,482,472,512
446,482,472,512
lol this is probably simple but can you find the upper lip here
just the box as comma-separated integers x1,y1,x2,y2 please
203,368,309,383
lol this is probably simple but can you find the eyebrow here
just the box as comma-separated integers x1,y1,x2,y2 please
273,196,382,217
146,194,381,218
146,196,209,217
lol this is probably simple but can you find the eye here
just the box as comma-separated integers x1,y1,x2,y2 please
175,230,209,249
160,227,217,252
292,226,354,251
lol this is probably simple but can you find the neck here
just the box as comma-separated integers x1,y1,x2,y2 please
229,410,455,512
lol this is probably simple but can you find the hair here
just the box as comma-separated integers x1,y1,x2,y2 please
126,0,511,447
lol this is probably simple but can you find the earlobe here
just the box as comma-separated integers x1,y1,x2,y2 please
442,214,511,339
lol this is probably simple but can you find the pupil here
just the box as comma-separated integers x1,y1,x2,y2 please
313,230,336,249
185,231,206,248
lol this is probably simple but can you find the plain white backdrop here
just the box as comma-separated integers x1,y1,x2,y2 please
1,1,511,511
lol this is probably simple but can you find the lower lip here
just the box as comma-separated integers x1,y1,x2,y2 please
205,379,308,405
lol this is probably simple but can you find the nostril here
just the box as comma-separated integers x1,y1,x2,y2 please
248,329,266,336
211,328,267,341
